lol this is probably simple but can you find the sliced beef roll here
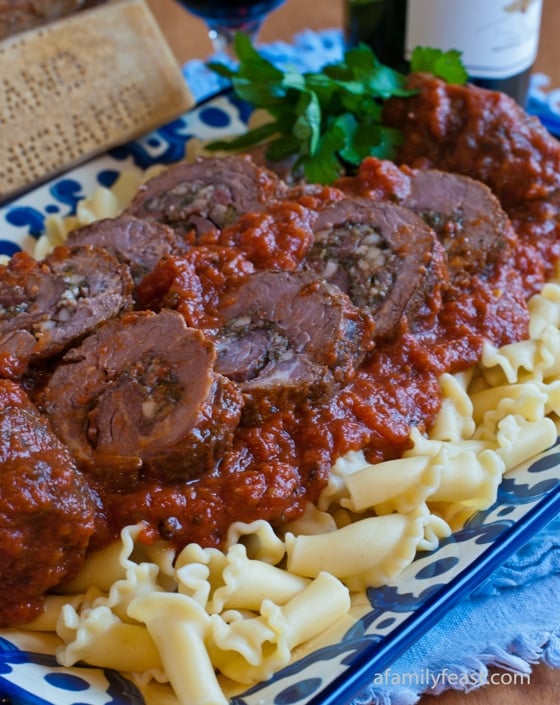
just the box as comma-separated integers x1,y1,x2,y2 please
0,252,63,378
43,309,244,488
0,379,96,626
0,246,133,378
125,155,287,241
397,169,516,282
306,198,447,340
382,73,560,290
215,270,375,417
382,72,560,209
66,215,187,285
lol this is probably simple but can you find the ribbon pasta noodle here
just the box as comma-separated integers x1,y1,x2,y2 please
12,179,560,705
51,524,353,704
285,507,449,591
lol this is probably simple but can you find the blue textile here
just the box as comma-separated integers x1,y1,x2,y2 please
182,29,560,702
182,28,345,102
528,73,560,137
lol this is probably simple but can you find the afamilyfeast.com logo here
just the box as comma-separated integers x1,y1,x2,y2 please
371,667,531,689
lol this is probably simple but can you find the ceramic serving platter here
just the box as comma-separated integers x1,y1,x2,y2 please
1,93,560,705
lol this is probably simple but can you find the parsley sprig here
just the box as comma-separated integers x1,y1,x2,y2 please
206,34,466,184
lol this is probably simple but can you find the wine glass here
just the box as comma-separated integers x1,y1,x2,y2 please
175,0,287,57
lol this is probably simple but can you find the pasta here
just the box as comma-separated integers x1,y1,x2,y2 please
58,604,164,674
206,545,309,612
128,594,226,705
339,455,441,514
285,506,450,591
209,572,350,684
51,523,352,704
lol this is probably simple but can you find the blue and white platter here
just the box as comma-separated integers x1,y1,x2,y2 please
1,92,560,705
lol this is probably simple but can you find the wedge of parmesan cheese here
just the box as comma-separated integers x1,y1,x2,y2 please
0,0,193,201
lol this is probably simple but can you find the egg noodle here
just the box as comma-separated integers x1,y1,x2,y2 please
18,168,560,705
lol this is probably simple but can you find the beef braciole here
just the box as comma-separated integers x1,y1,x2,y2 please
0,379,96,627
304,198,447,340
214,270,375,416
125,155,287,242
344,161,518,283
383,72,560,293
0,245,133,378
333,159,529,358
43,309,244,488
66,215,188,286
397,169,517,281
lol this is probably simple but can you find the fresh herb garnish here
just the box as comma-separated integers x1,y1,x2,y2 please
410,46,468,84
206,33,466,184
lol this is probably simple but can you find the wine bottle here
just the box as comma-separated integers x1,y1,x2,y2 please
345,0,543,106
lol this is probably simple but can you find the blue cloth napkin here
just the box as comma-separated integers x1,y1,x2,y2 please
182,28,346,102
182,29,560,702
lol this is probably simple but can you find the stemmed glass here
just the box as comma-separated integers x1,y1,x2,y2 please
175,0,287,56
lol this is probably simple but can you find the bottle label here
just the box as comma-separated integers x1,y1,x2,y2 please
405,0,543,78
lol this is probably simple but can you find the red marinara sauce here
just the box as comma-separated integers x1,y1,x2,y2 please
101,181,529,552
0,380,96,625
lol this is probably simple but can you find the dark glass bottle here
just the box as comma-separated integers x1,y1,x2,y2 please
344,0,543,106
345,0,409,73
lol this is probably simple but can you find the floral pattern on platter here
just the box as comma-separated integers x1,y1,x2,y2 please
1,94,560,705
0,636,144,705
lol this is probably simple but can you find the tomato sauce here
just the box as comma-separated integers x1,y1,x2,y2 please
98,183,530,553
218,200,316,270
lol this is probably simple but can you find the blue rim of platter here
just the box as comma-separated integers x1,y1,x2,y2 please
311,443,560,705
1,91,560,705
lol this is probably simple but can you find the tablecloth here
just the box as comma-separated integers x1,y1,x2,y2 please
183,29,560,703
